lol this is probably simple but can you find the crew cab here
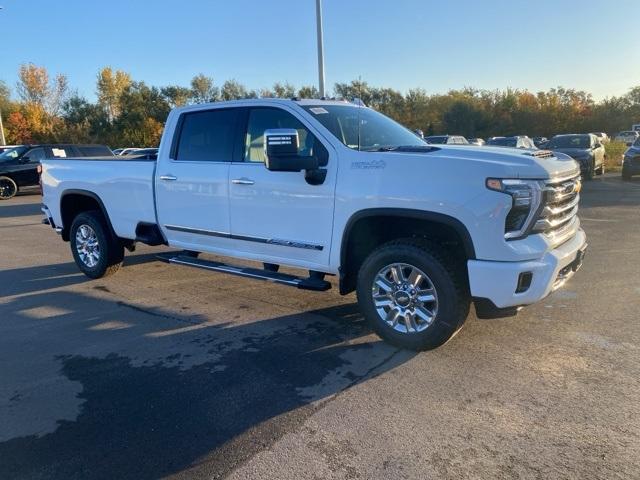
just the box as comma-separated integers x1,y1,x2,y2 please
40,99,587,350
0,144,113,199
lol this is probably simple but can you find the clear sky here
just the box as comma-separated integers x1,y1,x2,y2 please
1,0,639,101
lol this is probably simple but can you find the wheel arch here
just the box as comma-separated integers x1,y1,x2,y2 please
339,208,476,295
59,189,116,242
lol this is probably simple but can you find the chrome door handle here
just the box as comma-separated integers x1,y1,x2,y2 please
232,178,255,185
159,175,177,181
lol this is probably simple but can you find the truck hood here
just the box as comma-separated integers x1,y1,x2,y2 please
425,145,580,179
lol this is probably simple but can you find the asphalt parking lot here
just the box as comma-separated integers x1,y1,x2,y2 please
1,176,639,480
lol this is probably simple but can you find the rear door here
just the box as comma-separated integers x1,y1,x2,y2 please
156,107,241,252
228,106,336,267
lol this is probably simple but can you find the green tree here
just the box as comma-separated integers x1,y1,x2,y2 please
297,85,319,99
161,85,192,107
190,74,217,103
220,79,249,101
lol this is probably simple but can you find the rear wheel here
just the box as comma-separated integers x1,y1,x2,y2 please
356,239,470,351
70,211,124,279
0,176,18,200
584,160,595,180
597,160,606,175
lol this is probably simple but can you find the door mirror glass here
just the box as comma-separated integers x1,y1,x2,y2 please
264,129,319,172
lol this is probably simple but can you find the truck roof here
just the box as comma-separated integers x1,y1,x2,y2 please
172,98,354,114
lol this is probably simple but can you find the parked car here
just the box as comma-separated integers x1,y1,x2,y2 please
425,135,469,145
0,144,113,199
532,137,548,148
486,136,536,149
614,131,639,145
622,136,640,180
0,145,21,154
40,99,587,351
545,134,605,179
590,132,609,144
114,148,142,156
128,148,159,160
467,138,485,146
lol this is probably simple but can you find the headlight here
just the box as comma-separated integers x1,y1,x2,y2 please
486,178,544,240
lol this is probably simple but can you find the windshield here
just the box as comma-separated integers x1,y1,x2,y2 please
548,135,590,149
487,137,517,147
302,104,427,151
0,146,28,161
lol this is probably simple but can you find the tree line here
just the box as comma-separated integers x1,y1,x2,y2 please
1,63,639,147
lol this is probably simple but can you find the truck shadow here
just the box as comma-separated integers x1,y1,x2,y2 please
0,201,43,218
0,254,161,298
0,286,413,479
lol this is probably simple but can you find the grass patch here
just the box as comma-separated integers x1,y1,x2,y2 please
605,141,628,172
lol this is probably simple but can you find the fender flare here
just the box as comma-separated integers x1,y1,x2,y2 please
59,189,117,241
340,207,477,271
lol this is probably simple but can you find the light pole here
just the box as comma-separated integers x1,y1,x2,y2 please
0,111,5,146
315,0,325,97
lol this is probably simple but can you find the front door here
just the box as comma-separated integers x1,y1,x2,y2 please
228,106,336,268
156,107,241,252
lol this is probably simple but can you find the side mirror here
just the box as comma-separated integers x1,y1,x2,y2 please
264,129,319,172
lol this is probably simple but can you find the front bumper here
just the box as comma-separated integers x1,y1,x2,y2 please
467,228,587,309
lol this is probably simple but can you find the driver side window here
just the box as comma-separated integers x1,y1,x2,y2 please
244,108,325,164
26,148,45,162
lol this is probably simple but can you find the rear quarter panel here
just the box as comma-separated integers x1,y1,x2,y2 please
41,159,157,239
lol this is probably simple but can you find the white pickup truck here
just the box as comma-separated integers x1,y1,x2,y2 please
41,99,587,350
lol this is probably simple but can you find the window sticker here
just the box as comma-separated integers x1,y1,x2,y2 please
52,148,67,157
309,107,329,115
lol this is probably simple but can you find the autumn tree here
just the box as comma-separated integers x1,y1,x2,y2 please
96,67,131,121
16,63,69,115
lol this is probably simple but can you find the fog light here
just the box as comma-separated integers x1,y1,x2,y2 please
516,272,533,293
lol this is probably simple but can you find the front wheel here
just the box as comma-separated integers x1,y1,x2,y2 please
584,160,595,180
0,176,18,200
70,211,124,279
356,240,470,351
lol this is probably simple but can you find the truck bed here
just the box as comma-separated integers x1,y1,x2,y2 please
41,157,157,240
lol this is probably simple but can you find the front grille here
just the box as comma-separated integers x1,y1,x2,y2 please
532,172,581,241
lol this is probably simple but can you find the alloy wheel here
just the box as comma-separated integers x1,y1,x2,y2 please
371,263,439,334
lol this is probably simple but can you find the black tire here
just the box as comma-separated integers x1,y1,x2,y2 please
70,210,124,279
584,160,595,180
356,239,470,351
0,176,18,200
622,168,632,181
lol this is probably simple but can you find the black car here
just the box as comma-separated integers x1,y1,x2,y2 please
622,136,640,180
545,134,605,179
0,144,113,199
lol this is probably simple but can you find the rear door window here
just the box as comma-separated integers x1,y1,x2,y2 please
174,108,239,162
